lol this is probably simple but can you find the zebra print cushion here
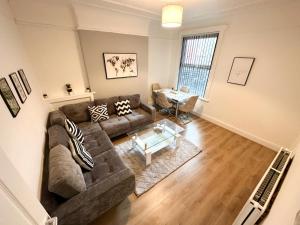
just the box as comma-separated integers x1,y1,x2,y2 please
88,104,109,122
69,138,94,170
65,119,84,144
115,100,132,116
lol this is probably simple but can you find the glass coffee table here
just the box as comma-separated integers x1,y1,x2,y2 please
127,119,184,166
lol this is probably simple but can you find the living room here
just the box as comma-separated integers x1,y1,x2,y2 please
0,0,299,225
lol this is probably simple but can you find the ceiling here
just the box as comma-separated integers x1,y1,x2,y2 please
76,0,276,21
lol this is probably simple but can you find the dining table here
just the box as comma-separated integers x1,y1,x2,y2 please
153,88,196,117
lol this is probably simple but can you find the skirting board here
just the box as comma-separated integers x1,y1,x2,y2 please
194,112,281,152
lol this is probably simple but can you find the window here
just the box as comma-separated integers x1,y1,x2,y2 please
177,33,219,98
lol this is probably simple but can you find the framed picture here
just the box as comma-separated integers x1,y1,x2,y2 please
9,72,27,103
18,69,32,94
0,77,21,118
103,53,138,79
227,57,255,86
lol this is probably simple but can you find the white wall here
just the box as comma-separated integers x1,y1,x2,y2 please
10,0,89,98
169,1,300,150
262,136,300,225
10,0,176,101
0,0,50,197
148,37,173,103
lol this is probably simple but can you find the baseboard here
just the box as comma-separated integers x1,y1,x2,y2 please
194,112,281,151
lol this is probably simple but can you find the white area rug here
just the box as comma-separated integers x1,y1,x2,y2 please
116,137,202,196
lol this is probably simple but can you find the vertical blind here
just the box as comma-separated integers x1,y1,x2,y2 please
177,33,219,97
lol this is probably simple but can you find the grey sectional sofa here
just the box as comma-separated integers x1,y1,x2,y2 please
41,94,156,225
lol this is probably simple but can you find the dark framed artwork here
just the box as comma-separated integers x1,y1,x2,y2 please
9,72,27,103
0,77,21,118
227,57,255,86
103,53,138,79
18,69,32,94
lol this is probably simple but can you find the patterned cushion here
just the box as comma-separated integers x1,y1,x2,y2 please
65,119,84,143
115,100,132,116
88,105,109,122
69,138,94,171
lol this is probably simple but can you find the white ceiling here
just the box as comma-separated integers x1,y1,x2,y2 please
77,0,277,21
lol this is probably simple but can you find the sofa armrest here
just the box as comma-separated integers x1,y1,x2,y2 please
52,168,135,225
49,110,67,127
140,102,156,122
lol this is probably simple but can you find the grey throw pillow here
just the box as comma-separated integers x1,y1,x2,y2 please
48,144,86,198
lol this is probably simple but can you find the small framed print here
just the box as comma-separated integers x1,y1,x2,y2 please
0,77,21,118
227,57,255,86
9,72,27,103
18,69,32,94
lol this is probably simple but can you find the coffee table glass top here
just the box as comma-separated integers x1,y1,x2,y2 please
127,119,184,153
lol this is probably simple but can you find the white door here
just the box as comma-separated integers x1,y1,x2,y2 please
0,146,49,225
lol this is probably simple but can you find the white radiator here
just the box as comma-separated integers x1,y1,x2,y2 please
232,147,293,225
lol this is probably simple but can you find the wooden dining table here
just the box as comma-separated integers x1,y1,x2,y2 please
153,88,196,117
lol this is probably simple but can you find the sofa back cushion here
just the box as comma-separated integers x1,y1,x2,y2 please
59,101,95,123
94,96,119,115
48,144,86,198
48,125,70,150
49,110,66,127
119,94,140,109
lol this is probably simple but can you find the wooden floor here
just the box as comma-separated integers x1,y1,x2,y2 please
90,114,276,225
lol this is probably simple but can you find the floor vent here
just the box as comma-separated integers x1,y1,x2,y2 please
232,148,293,225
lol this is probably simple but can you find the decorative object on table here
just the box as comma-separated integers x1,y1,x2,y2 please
117,137,201,196
9,72,27,103
227,57,255,86
0,77,21,118
17,69,31,94
65,84,73,95
153,123,164,133
88,104,109,122
115,99,132,116
103,53,138,79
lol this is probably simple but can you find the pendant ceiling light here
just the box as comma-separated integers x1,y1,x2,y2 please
161,4,183,28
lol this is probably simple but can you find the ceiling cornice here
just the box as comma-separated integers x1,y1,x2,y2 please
72,0,160,21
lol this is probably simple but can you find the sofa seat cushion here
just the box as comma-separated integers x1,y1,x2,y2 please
94,96,119,115
60,101,95,123
125,108,152,129
83,130,114,157
83,149,127,187
99,115,130,137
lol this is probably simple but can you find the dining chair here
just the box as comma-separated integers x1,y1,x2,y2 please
152,83,161,91
156,92,174,116
180,86,190,93
178,95,198,119
151,83,161,108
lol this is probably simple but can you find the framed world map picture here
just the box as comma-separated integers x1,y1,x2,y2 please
103,53,138,79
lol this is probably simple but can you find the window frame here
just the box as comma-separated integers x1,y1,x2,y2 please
177,33,219,98
174,25,227,102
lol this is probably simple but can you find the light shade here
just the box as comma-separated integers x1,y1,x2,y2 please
161,4,183,28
